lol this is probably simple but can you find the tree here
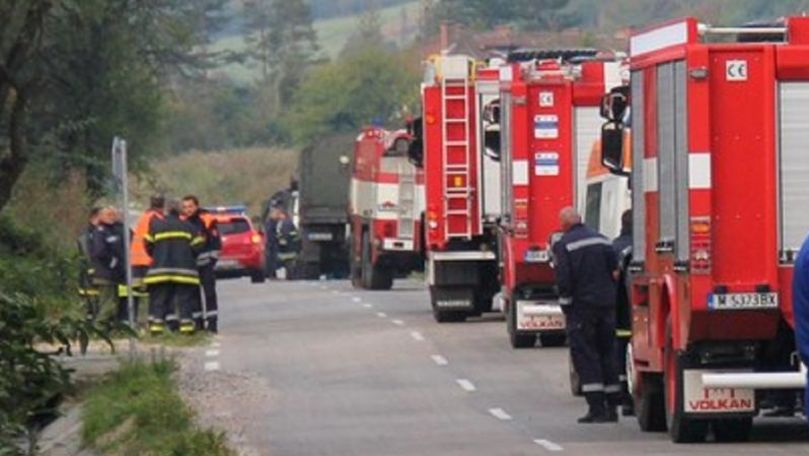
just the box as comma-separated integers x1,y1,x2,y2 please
429,0,574,32
341,0,392,58
285,45,419,145
0,0,227,211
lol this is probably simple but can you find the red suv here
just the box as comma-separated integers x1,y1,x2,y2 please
208,206,266,283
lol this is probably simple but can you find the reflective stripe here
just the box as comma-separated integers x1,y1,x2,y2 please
205,310,218,317
144,234,155,242
190,236,205,246
581,383,605,393
165,314,179,322
147,267,198,277
144,275,200,285
559,296,573,306
616,329,632,338
619,375,628,382
565,237,612,252
78,288,100,297
117,284,148,298
192,312,203,319
154,231,193,241
605,384,622,394
110,257,118,269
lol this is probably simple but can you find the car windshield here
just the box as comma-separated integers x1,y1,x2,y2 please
219,218,251,235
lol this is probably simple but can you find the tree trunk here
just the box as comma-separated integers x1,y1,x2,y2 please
0,90,29,212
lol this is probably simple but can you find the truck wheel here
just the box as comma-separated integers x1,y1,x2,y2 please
569,351,582,396
712,418,752,442
507,300,535,348
369,265,393,290
634,373,666,432
539,334,566,347
664,326,708,443
430,287,466,323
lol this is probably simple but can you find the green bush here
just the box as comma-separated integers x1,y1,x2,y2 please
82,359,234,456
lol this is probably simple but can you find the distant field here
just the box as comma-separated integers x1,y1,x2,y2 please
211,1,420,83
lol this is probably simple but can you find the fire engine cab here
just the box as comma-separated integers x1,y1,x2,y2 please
498,49,624,348
349,126,424,290
600,17,809,443
412,55,502,323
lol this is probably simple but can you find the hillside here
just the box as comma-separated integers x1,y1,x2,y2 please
213,1,420,83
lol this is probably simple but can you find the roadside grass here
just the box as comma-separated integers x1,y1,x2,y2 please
82,358,234,456
139,331,212,348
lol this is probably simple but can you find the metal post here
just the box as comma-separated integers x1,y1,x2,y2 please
112,137,136,355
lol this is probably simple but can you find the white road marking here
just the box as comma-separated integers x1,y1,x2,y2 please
204,361,220,372
352,297,362,303
392,319,405,326
488,408,512,421
410,331,425,341
376,312,388,318
362,303,373,308
534,439,564,452
210,341,221,348
431,355,449,366
205,350,220,357
456,379,476,392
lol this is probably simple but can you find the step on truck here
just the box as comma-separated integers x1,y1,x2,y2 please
349,126,424,290
497,49,624,348
599,17,809,443
412,55,502,323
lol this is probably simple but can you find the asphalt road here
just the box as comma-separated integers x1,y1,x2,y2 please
210,278,809,456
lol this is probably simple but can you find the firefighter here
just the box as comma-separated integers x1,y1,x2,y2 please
143,199,204,335
89,207,127,326
182,195,222,333
129,195,165,325
793,234,809,419
552,207,620,423
271,205,300,279
612,209,634,417
77,207,102,320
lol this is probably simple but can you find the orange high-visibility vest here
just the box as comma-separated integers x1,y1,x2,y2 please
131,210,163,266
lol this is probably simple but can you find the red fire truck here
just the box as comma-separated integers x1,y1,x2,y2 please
349,126,424,290
599,17,809,443
498,50,624,348
415,55,502,323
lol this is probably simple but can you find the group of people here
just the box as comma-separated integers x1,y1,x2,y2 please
77,195,222,335
552,206,634,424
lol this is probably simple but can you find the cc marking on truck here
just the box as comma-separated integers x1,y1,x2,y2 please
726,60,748,81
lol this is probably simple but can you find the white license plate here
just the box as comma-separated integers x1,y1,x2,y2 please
524,250,549,263
308,232,333,241
517,302,565,331
436,299,471,309
709,292,778,310
683,370,755,414
215,260,240,270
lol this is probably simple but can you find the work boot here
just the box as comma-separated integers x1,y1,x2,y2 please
149,321,165,337
206,318,218,334
179,320,195,335
605,392,621,422
579,392,609,423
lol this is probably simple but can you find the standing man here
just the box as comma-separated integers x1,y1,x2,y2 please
182,195,222,333
612,209,634,416
272,205,300,279
792,233,809,419
89,207,127,326
144,199,204,335
77,207,102,320
130,195,165,322
552,207,620,423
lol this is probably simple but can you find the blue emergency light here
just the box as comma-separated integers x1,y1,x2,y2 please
206,205,247,215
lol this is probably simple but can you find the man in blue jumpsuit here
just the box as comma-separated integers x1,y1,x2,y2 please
553,207,620,423
793,236,809,418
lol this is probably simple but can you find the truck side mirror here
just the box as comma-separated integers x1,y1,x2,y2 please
600,91,628,121
601,121,625,171
407,116,424,167
484,130,501,161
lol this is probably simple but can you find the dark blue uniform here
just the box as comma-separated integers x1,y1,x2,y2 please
793,235,809,417
612,229,633,414
553,223,620,419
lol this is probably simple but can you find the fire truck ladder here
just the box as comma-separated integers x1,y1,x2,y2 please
442,75,473,239
398,161,415,239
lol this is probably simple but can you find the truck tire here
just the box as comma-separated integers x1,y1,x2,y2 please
712,417,753,442
664,323,708,443
569,351,582,396
430,287,467,323
539,334,566,347
360,231,392,290
634,373,666,432
507,299,535,348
